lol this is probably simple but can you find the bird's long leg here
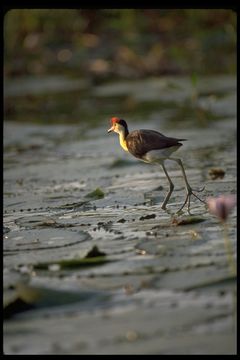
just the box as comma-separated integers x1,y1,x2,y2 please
171,157,206,213
161,161,174,210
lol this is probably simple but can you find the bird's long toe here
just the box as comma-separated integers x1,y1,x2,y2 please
176,186,206,214
191,185,205,193
176,195,189,214
191,191,206,204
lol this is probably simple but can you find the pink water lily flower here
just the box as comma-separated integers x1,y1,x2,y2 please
207,195,236,221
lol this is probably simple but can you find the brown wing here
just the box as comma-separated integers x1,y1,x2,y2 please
126,129,186,158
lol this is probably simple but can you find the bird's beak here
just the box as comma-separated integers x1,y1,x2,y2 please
107,125,114,133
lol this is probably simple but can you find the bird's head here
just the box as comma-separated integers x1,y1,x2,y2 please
108,117,128,135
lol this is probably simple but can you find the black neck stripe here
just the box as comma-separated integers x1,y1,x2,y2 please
119,119,127,128
118,119,129,135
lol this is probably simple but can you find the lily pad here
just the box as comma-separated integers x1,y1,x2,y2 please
3,229,91,269
15,215,57,229
4,229,87,253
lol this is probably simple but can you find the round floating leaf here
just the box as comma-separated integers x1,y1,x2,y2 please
4,228,88,252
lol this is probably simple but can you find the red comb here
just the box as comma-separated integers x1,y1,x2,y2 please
111,117,120,124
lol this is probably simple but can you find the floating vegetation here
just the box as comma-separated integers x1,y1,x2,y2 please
57,201,88,210
139,214,156,221
171,216,206,226
208,167,225,180
117,218,126,223
85,245,106,258
84,188,105,200
34,256,109,270
34,245,108,270
4,280,110,319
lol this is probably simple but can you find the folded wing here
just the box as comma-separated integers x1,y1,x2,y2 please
126,129,186,158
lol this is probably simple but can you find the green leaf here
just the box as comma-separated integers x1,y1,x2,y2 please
84,188,105,200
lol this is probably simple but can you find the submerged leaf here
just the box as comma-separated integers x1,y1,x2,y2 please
109,158,133,168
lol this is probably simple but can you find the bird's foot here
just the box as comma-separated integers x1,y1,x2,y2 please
176,185,206,215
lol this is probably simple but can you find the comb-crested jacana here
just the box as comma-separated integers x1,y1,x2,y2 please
108,117,205,213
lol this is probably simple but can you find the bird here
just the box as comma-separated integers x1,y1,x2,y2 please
107,117,205,213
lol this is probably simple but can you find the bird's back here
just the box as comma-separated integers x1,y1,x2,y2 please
126,129,186,158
